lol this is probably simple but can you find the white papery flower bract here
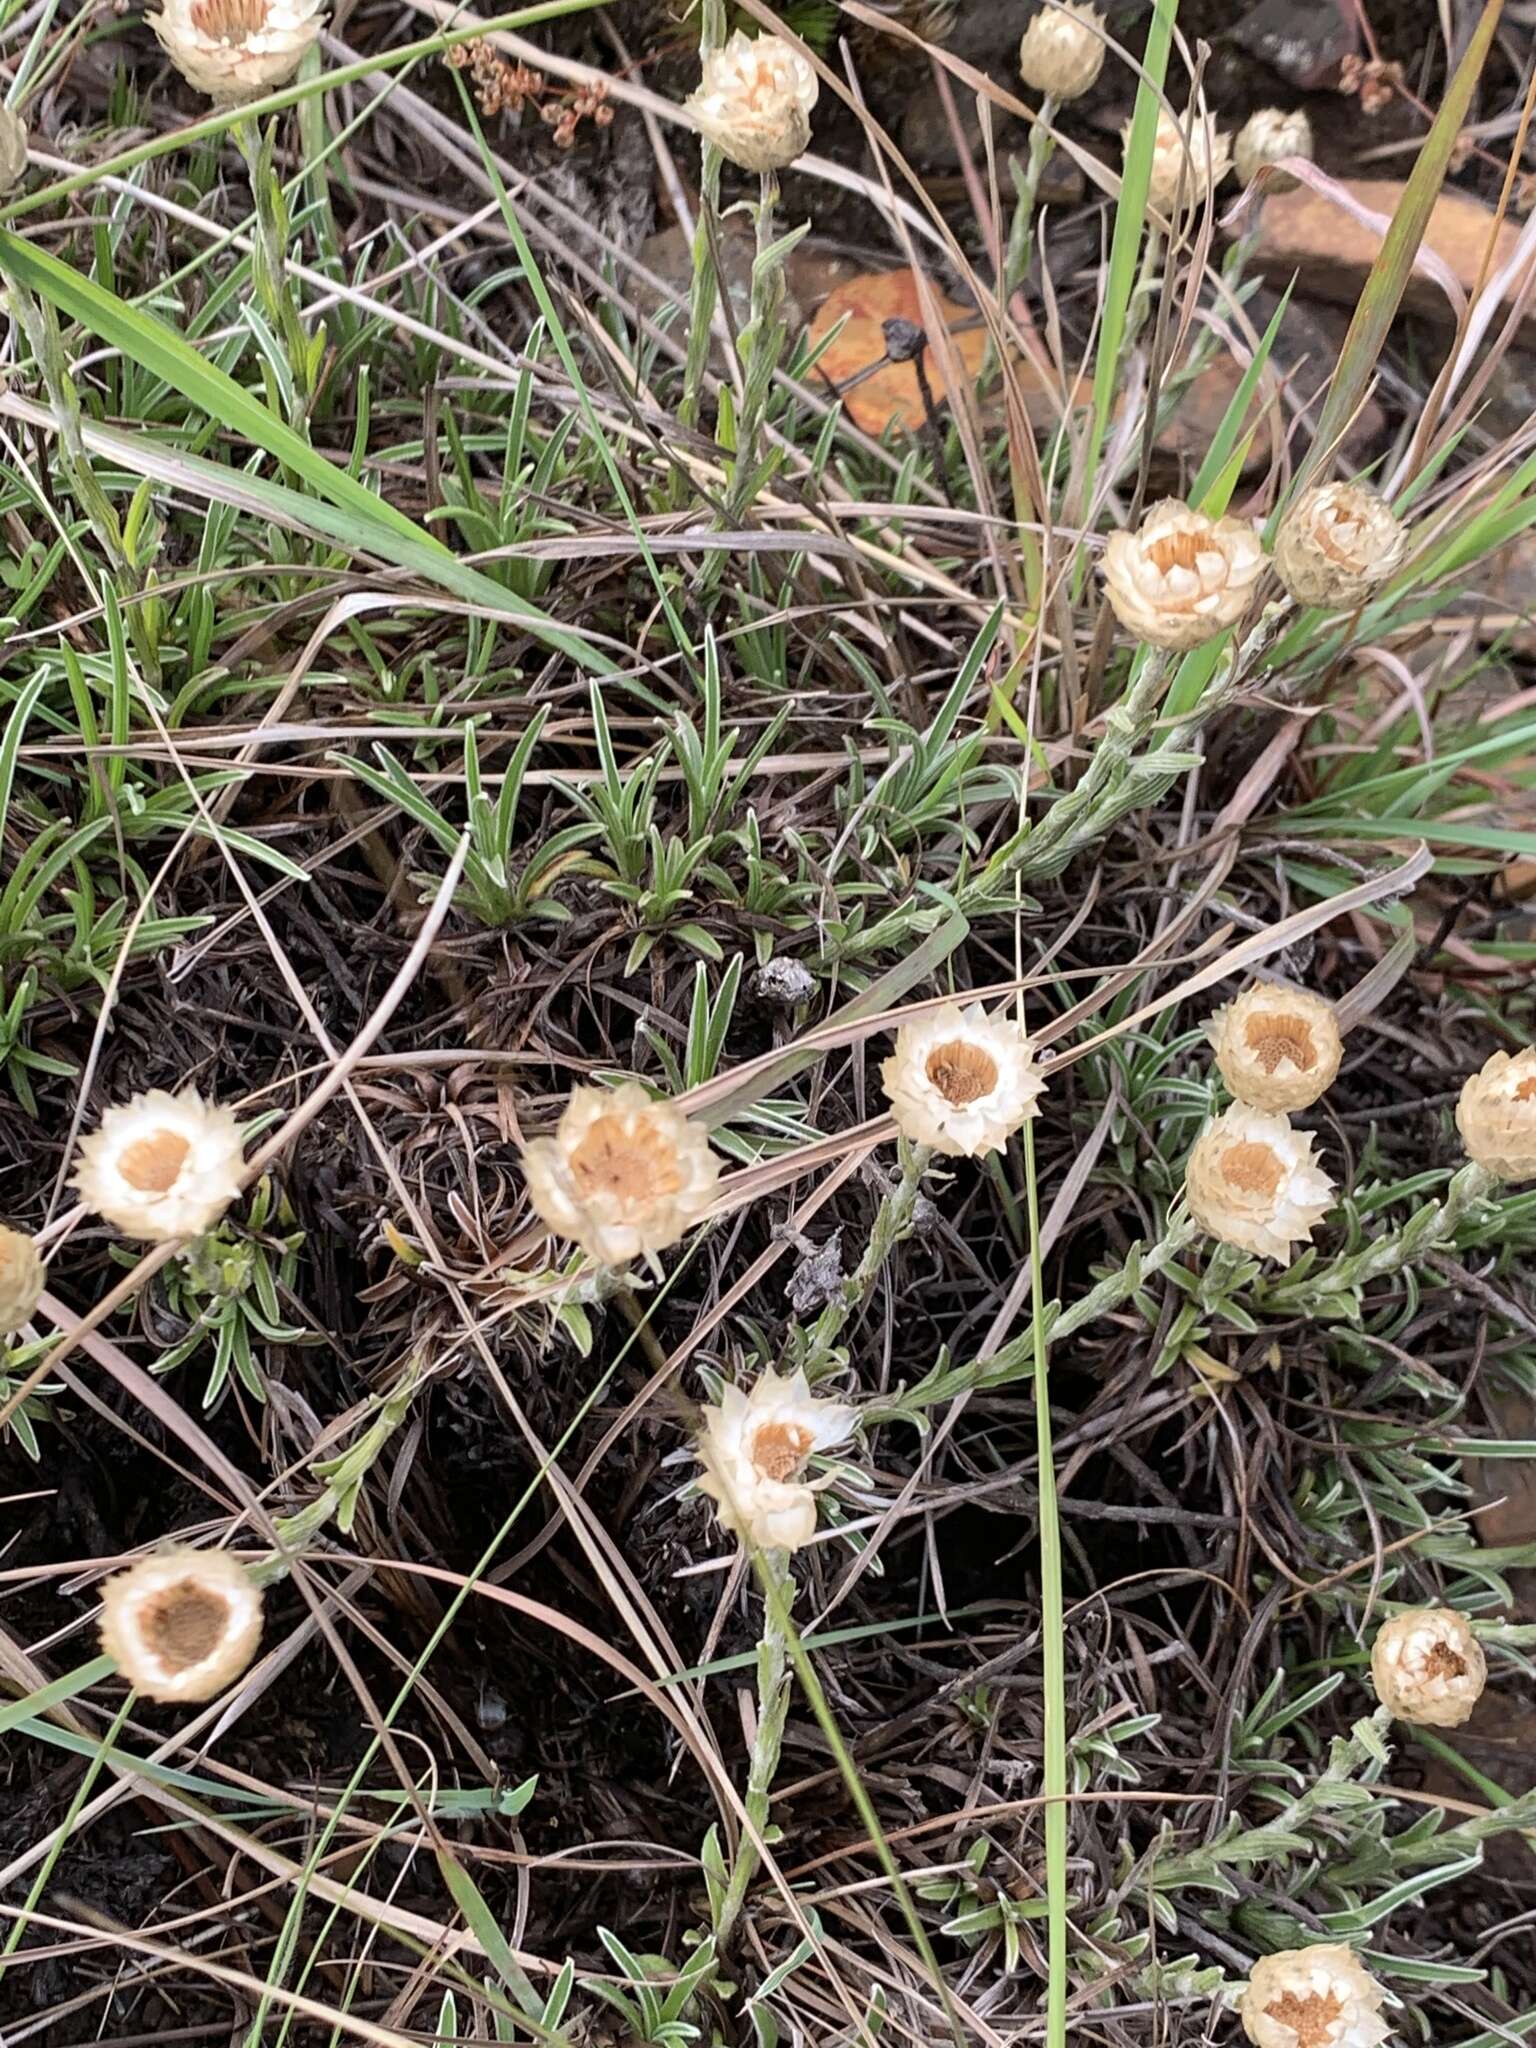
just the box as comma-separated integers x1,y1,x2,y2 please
1184,1104,1334,1264
1234,106,1313,189
151,0,326,102
684,29,818,173
1207,984,1343,1114
0,1224,44,1336
695,1367,857,1552
72,1088,245,1243
521,1082,720,1268
881,1001,1046,1158
1102,498,1265,651
99,1547,264,1704
1370,1606,1487,1728
1273,482,1407,610
1455,1046,1536,1182
1017,2,1104,99
1240,1945,1390,2048
1132,107,1232,215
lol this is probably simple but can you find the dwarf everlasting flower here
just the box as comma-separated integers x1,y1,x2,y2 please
1273,482,1407,610
72,1088,245,1243
151,0,326,102
1455,1047,1536,1182
1208,984,1343,1114
881,1001,1045,1158
99,1547,264,1703
1184,1104,1333,1264
1240,1945,1390,2048
1131,107,1232,215
1018,2,1104,99
684,29,818,173
521,1082,720,1267
695,1367,857,1552
1101,498,1265,651
1370,1606,1486,1728
1235,106,1313,189
0,1225,44,1336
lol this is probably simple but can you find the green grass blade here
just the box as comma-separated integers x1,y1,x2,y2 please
1299,0,1505,487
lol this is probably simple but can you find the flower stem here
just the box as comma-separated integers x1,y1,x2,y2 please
235,114,318,423
677,0,726,441
715,1545,794,1950
1263,1161,1499,1318
796,1140,932,1381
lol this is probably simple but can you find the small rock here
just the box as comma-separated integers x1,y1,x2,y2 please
1231,0,1357,88
1246,178,1536,337
1152,299,1385,484
786,1231,845,1315
753,958,817,1007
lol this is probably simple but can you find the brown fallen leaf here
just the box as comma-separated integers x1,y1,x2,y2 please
807,267,1094,439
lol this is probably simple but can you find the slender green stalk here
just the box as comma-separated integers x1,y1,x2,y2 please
1023,1116,1067,2048
234,115,319,423
715,1548,793,1949
677,0,726,438
795,1141,932,1379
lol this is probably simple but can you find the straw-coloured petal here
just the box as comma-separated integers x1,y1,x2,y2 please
1184,1104,1334,1264
1273,482,1407,610
695,1366,857,1552
881,1001,1045,1158
1370,1606,1486,1728
1240,1945,1390,2048
684,29,818,173
1018,2,1104,99
1208,984,1343,1113
72,1088,246,1243
1130,107,1232,214
1234,107,1313,189
0,1224,44,1336
1101,498,1264,651
521,1082,720,1268
98,1547,264,1703
151,0,326,102
1455,1046,1536,1182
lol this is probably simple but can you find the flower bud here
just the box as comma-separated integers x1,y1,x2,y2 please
695,1367,857,1553
1273,482,1407,609
1234,107,1313,190
1184,1104,1334,1265
1130,107,1232,215
1370,1606,1486,1728
0,1224,44,1336
1240,1945,1390,2048
521,1082,721,1268
1208,984,1343,1113
881,1001,1045,1158
684,29,818,174
72,1087,246,1243
1018,2,1104,100
98,1547,264,1704
1454,1046,1536,1182
150,0,326,102
1101,498,1265,650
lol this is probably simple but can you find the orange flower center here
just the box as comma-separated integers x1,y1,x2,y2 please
142,1583,230,1671
118,1129,191,1195
925,1040,998,1108
191,0,266,39
1266,1991,1343,2048
1423,1640,1466,1680
749,1420,815,1482
1515,1075,1536,1103
1243,1012,1317,1074
570,1115,683,1206
1316,503,1367,566
1147,529,1204,575
1222,1141,1284,1200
